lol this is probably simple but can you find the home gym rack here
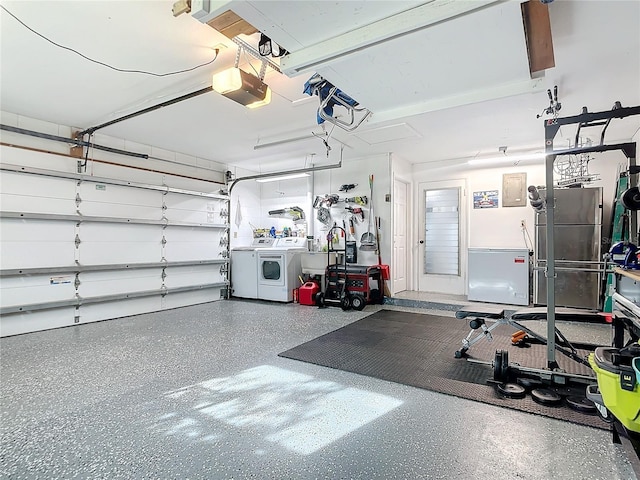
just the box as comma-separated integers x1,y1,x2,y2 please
458,103,640,380
543,102,640,370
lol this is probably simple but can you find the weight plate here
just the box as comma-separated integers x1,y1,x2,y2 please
493,350,503,381
499,350,509,382
497,382,526,399
531,388,562,406
621,187,640,211
566,396,596,414
516,377,544,392
493,350,510,382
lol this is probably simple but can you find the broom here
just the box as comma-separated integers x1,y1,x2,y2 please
360,174,377,250
375,216,392,297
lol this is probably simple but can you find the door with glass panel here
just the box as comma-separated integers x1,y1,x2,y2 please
417,180,466,295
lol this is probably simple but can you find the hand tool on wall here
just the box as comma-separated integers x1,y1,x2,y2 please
268,206,305,223
345,205,364,222
344,196,368,205
314,193,341,208
317,207,331,226
360,174,376,250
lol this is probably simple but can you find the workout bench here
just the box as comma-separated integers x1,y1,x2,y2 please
455,305,603,366
454,305,507,358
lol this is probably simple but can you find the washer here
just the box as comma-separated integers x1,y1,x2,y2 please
257,237,307,302
230,237,275,299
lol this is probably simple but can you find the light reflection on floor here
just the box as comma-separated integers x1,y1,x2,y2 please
157,365,403,455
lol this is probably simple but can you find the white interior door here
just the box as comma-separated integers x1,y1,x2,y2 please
417,179,466,295
392,178,409,293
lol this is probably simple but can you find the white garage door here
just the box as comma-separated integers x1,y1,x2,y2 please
0,167,229,337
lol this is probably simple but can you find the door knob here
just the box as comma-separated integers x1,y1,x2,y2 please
419,240,424,244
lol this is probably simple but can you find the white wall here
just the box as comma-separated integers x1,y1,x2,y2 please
308,154,391,267
466,164,543,249
413,160,545,249
407,144,633,294
229,167,263,247
230,154,392,265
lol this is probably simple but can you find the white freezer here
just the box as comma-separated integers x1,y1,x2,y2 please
468,248,530,306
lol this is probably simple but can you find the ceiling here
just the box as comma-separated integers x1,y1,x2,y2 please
1,0,639,174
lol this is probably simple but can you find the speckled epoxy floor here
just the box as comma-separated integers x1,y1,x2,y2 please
1,300,636,480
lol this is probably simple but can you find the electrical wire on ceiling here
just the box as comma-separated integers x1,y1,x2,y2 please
0,5,219,77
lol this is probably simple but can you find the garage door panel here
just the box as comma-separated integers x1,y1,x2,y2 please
164,265,224,289
80,202,162,221
79,268,161,298
79,182,161,207
0,275,76,307
1,194,77,216
163,227,223,262
161,290,221,310
79,183,163,220
0,172,76,215
164,195,225,224
163,226,222,242
79,224,162,265
0,220,75,269
0,308,75,337
1,164,228,335
78,296,162,324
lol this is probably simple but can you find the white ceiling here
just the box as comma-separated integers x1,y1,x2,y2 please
1,0,639,174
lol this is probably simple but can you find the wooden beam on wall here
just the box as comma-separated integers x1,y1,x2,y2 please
522,0,555,74
70,131,84,158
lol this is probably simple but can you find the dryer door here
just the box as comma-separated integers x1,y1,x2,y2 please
258,252,285,287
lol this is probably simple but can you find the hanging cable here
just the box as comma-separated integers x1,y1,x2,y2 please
522,222,534,251
81,133,92,171
312,122,337,158
1,5,219,77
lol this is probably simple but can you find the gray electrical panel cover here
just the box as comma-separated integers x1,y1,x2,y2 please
502,172,527,207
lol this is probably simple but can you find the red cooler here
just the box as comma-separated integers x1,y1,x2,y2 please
299,282,320,306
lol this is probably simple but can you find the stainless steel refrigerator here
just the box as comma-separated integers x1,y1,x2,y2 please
534,187,602,309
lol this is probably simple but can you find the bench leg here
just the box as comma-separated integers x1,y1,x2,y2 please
455,317,506,358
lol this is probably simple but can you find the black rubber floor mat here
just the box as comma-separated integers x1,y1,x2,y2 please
278,309,607,430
